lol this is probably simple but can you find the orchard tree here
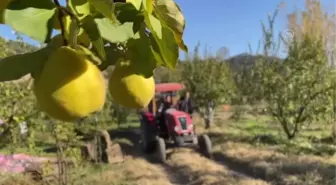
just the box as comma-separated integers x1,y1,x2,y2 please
256,34,335,139
287,0,335,65
181,45,236,128
154,65,182,83
0,80,38,150
0,37,8,58
253,6,335,140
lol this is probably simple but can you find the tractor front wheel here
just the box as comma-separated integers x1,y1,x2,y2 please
198,134,212,159
155,137,166,163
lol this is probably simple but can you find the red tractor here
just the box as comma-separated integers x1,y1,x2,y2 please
139,83,212,163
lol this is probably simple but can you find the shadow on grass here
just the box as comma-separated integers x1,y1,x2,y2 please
207,131,336,184
309,135,336,145
107,128,176,163
161,163,243,185
41,125,140,155
43,147,57,153
107,128,142,158
208,131,336,156
207,132,280,146
212,152,277,182
212,151,336,185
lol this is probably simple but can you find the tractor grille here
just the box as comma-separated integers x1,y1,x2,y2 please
178,117,188,130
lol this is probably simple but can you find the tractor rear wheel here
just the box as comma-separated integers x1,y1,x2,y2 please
155,137,166,163
198,134,212,159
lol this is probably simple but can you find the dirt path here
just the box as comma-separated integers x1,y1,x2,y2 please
166,148,269,185
108,128,188,185
109,128,270,185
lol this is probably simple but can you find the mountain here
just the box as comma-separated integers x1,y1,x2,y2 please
226,53,283,72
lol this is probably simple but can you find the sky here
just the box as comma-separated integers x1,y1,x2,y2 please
0,0,335,58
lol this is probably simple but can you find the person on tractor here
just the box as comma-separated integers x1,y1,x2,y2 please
158,94,173,133
178,91,195,117
157,96,165,114
162,95,174,115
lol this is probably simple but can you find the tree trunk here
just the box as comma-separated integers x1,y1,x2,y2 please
83,129,111,163
287,133,295,140
281,121,297,140
205,104,214,129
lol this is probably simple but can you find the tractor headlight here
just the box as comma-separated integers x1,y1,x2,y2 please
174,126,180,132
188,124,193,129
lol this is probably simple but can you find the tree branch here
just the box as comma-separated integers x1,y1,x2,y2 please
53,0,68,46
296,85,335,124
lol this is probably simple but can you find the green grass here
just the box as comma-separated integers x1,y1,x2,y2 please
206,112,336,185
212,114,335,156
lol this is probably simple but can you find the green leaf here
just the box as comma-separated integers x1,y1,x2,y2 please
4,0,55,43
126,0,142,10
143,0,153,14
145,14,179,69
81,15,106,60
95,18,137,43
68,0,91,20
88,0,117,22
126,30,159,78
146,13,162,38
93,3,143,44
153,0,188,52
114,2,144,23
0,47,52,82
99,45,123,71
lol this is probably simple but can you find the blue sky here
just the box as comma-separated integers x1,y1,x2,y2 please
0,0,335,58
174,0,335,58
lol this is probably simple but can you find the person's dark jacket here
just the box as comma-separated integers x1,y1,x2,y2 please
162,101,172,114
159,101,172,132
178,97,194,115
